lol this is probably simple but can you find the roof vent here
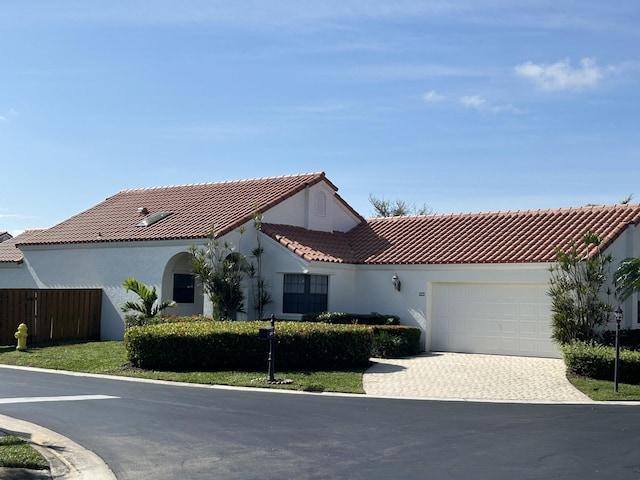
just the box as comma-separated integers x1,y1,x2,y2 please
137,211,173,227
137,207,149,216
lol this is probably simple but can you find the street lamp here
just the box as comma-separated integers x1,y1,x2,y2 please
614,306,623,393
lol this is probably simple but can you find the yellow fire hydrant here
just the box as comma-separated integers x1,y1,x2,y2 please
14,323,28,351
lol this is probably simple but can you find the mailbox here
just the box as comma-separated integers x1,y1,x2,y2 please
259,326,274,340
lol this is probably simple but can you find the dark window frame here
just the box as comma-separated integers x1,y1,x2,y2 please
283,274,328,314
173,273,195,304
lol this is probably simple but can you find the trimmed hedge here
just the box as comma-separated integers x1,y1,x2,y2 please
562,342,640,384
124,321,374,371
371,326,422,358
301,311,400,326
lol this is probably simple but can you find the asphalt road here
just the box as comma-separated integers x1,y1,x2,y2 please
1,366,639,480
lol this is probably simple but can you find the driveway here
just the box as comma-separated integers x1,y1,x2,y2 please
363,352,592,403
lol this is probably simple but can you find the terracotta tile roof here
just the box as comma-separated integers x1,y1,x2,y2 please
261,224,357,263
264,204,640,265
0,230,44,263
17,173,334,246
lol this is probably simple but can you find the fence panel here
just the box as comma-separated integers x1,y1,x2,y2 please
0,289,102,345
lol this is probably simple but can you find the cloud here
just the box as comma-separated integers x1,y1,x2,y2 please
422,90,445,103
458,95,524,114
459,95,486,109
514,57,603,91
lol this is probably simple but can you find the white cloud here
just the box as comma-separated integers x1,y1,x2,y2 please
514,57,603,91
459,95,524,114
459,95,486,109
0,116,7,122
422,90,445,103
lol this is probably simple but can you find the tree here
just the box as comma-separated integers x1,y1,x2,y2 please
189,227,248,320
121,277,176,325
247,211,272,319
368,194,432,217
548,232,613,344
615,257,640,302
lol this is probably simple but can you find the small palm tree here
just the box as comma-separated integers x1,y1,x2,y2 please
615,258,640,301
121,278,176,322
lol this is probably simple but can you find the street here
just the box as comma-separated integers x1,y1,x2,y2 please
1,366,639,479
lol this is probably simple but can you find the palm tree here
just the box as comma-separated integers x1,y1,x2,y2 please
615,258,640,301
121,277,176,320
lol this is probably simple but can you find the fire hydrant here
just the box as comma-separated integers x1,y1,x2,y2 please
14,323,28,351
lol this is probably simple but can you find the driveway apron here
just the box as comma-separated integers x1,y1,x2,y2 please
363,352,592,403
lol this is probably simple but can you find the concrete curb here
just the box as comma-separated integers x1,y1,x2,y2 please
0,414,116,480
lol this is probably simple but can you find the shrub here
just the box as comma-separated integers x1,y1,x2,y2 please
301,312,400,326
599,329,640,351
371,326,422,358
562,342,640,384
124,321,374,371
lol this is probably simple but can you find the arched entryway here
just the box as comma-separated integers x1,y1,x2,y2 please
162,252,205,317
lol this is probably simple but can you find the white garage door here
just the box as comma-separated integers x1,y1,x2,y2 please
431,283,559,358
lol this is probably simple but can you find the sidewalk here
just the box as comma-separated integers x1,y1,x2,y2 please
363,352,593,403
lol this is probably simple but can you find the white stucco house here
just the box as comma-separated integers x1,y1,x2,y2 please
1,172,639,358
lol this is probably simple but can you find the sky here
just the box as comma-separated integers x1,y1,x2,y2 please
1,1,639,236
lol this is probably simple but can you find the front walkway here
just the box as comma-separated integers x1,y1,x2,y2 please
363,352,592,403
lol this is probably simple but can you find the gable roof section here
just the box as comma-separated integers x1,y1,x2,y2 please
264,204,640,265
0,230,44,263
17,173,336,246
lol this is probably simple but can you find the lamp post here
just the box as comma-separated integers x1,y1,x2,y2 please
614,306,623,393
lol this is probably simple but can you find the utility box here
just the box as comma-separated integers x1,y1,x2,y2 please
259,326,275,340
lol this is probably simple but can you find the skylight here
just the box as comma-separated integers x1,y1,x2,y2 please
137,211,173,227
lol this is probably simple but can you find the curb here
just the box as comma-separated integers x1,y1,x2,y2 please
0,414,116,479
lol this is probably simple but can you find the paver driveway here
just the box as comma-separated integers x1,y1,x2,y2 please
363,352,592,403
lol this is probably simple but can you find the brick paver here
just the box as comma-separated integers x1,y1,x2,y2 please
363,352,593,403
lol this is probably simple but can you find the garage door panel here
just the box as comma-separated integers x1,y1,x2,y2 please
431,283,559,358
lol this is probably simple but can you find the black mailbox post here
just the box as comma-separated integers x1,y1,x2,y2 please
258,315,277,383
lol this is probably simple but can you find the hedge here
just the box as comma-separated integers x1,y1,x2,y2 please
301,312,400,326
561,342,640,384
124,318,424,371
371,326,422,358
124,321,374,371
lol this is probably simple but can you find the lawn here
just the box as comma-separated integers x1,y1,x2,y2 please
0,435,48,470
567,375,640,402
0,341,366,394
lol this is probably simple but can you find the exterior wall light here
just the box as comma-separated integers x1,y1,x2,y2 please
392,274,401,292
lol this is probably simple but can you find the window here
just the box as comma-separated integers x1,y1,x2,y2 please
315,191,327,216
283,274,328,314
173,274,195,303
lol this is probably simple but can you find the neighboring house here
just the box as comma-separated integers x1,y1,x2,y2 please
1,172,639,358
0,232,12,243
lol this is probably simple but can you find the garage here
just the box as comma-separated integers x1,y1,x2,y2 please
431,283,559,358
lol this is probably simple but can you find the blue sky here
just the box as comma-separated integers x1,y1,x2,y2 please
1,1,639,236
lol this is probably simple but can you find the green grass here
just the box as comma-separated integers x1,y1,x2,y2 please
568,375,640,401
0,435,49,470
0,341,366,394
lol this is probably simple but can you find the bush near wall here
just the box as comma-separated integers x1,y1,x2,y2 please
301,312,400,326
561,342,640,384
124,320,374,371
371,326,422,358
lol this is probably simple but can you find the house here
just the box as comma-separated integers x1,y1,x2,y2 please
1,172,639,358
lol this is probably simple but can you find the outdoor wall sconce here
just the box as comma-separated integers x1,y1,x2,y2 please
392,274,401,292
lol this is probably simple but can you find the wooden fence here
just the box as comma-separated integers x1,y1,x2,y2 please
0,289,102,345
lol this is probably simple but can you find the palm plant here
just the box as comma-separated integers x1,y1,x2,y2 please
615,257,640,301
121,277,176,323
